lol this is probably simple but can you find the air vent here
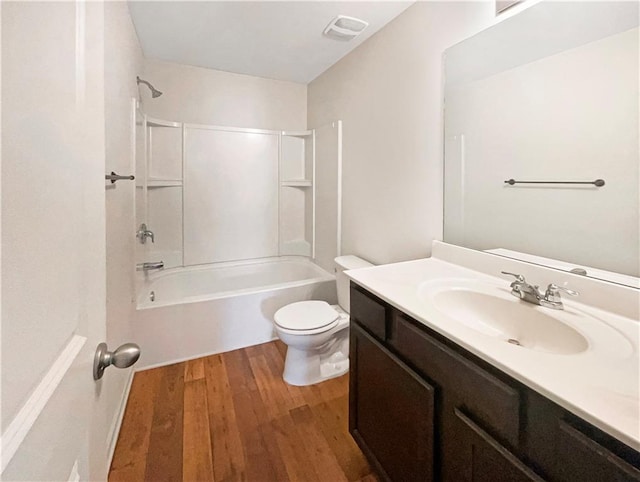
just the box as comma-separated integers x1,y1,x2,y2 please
323,15,369,41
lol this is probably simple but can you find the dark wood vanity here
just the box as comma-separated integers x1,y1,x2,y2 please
349,283,640,482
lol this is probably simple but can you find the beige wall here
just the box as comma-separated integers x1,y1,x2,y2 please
308,2,495,265
103,0,144,461
141,59,307,130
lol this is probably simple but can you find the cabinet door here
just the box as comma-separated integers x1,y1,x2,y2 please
448,408,544,482
556,421,640,482
350,324,435,482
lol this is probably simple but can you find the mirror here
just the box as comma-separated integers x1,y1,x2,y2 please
443,1,639,287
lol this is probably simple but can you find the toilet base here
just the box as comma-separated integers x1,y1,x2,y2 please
283,346,349,386
280,325,350,386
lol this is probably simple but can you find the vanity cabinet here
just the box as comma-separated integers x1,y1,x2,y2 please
349,283,640,482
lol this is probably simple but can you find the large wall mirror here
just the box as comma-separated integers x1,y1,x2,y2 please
443,1,639,287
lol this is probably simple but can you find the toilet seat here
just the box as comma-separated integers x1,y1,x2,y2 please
274,301,339,332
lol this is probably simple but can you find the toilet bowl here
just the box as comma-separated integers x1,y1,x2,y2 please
273,255,373,386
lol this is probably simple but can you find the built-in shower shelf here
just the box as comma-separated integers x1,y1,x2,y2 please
147,117,182,128
147,179,182,188
281,179,312,187
281,130,312,138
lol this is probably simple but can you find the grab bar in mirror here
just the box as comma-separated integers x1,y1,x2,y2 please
106,171,135,184
504,179,605,187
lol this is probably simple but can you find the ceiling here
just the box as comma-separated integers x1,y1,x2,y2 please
128,1,414,84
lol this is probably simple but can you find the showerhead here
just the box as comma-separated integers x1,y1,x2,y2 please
136,76,163,98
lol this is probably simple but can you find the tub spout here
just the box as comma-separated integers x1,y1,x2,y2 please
137,261,164,272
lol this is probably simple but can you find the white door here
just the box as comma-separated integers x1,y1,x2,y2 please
2,2,110,480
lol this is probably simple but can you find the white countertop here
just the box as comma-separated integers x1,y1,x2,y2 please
346,251,640,451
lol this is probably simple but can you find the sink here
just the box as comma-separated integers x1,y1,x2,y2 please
428,288,589,354
418,280,590,355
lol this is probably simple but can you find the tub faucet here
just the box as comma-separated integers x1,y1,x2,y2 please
501,272,578,310
137,261,164,272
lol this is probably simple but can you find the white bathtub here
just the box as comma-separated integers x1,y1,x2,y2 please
133,257,336,369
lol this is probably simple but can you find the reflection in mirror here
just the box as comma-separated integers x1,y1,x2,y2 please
443,1,639,287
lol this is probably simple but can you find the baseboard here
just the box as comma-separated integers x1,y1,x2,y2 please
135,334,279,372
106,368,135,471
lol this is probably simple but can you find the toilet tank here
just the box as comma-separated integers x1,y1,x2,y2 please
334,255,374,313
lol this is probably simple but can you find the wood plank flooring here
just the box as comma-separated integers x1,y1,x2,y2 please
109,341,378,482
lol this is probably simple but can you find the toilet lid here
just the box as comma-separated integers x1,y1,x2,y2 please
274,301,339,331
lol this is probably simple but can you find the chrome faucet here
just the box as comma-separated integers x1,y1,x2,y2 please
136,223,154,244
137,261,164,272
501,272,578,310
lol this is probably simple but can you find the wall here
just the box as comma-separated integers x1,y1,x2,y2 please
183,127,279,265
444,27,639,276
307,1,496,265
141,59,307,130
103,0,144,464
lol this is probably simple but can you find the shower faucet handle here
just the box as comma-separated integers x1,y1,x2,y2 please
137,223,155,244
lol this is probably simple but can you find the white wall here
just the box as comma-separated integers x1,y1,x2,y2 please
445,27,639,276
183,128,280,265
103,0,144,463
307,2,495,265
314,122,342,272
141,59,307,130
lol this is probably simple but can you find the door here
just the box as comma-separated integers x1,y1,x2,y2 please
447,408,544,482
2,2,109,480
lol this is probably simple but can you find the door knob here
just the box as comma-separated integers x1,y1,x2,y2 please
93,342,141,380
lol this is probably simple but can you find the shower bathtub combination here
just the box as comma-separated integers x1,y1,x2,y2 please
134,257,336,369
133,113,343,369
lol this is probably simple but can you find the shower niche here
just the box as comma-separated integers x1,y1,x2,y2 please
280,130,315,257
135,115,341,272
135,115,184,269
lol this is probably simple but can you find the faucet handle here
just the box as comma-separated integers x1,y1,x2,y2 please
544,284,578,302
501,271,525,282
137,223,155,244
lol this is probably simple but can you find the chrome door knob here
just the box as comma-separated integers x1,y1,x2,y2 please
93,342,141,380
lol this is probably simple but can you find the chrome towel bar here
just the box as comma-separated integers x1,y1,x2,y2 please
504,179,605,187
105,171,135,184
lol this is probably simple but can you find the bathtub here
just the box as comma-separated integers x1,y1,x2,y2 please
133,257,337,369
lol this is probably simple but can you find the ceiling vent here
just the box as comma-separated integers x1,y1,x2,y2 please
323,15,369,41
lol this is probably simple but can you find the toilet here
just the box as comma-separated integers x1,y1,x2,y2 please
273,255,373,386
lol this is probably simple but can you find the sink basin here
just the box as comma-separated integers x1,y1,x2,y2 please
422,284,589,355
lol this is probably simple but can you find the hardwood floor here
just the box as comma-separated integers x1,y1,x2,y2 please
109,341,378,482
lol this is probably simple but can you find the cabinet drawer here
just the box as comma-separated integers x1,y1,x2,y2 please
350,285,388,340
391,314,521,447
557,420,640,481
